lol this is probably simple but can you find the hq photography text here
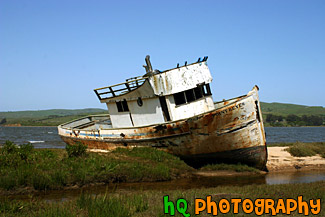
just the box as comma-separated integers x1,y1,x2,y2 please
163,196,321,216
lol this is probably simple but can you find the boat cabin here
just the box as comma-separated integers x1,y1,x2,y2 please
94,56,215,128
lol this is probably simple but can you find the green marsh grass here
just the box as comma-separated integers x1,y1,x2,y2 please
200,163,260,173
0,142,193,192
1,181,324,216
285,142,325,158
268,142,325,158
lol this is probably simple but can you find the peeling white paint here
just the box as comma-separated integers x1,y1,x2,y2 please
149,62,212,96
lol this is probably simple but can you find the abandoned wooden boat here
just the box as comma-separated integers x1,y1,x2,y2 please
58,56,267,170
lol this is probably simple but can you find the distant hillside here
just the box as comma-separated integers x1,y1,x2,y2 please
0,108,107,126
260,102,325,127
260,102,325,116
0,108,106,119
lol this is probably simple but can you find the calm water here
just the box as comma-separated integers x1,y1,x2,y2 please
1,126,324,148
9,171,325,202
266,127,325,143
0,126,66,149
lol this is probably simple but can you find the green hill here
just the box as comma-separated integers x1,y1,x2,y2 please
260,102,325,127
260,102,325,116
0,108,107,126
0,108,106,119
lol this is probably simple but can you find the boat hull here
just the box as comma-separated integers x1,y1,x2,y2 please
58,86,267,170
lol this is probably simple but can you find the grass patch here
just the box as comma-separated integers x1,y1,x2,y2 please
0,142,193,192
76,193,148,217
200,163,260,173
1,181,324,216
284,142,325,158
0,198,26,216
66,142,87,158
268,142,325,158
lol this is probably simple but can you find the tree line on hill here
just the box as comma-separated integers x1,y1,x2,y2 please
265,114,324,127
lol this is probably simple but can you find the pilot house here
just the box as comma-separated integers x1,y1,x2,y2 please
94,56,215,128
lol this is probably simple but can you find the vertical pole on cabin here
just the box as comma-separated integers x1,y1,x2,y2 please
145,55,153,73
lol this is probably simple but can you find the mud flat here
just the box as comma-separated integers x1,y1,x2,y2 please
267,146,325,172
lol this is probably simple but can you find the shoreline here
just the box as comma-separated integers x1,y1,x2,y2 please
267,146,325,172
1,167,324,197
1,144,325,196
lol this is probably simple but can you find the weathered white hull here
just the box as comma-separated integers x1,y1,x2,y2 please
58,86,267,169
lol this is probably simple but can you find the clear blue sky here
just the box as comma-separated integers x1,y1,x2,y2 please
1,0,324,111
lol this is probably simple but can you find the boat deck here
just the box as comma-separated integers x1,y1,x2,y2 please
59,115,112,130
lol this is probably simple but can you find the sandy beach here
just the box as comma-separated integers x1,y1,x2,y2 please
267,147,325,172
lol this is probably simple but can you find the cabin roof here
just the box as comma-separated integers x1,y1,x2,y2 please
94,57,209,101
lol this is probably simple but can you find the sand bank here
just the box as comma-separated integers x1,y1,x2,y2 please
267,147,325,172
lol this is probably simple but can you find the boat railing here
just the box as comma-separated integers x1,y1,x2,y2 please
94,76,148,100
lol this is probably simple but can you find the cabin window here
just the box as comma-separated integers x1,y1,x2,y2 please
185,89,195,103
116,99,129,112
203,84,212,96
174,92,186,105
173,84,212,106
116,102,123,112
194,86,203,99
